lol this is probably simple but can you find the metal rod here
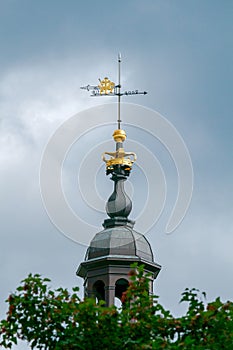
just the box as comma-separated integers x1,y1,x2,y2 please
118,53,121,129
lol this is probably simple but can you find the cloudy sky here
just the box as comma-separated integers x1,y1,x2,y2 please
1,1,233,348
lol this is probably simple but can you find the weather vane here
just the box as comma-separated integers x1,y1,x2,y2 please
80,54,147,176
80,53,147,130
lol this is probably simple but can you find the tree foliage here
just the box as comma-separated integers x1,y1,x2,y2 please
1,265,233,349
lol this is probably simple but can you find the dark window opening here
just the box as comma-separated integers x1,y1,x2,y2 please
93,280,105,302
115,278,129,302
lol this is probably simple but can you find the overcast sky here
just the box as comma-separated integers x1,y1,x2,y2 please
1,1,233,349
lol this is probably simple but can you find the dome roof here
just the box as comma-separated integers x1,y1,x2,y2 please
85,226,154,262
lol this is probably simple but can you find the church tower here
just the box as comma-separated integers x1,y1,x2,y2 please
77,55,161,306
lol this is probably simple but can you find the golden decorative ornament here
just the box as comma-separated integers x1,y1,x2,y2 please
112,129,127,142
98,77,115,95
102,129,137,171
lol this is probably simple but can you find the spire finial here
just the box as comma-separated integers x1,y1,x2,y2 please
102,130,137,176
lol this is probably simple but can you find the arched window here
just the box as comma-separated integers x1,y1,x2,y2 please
115,278,129,302
93,280,105,302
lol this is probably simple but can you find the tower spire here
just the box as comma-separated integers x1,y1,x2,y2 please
77,56,161,307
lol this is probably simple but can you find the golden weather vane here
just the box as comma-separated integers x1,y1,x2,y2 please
80,54,147,175
80,53,147,130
